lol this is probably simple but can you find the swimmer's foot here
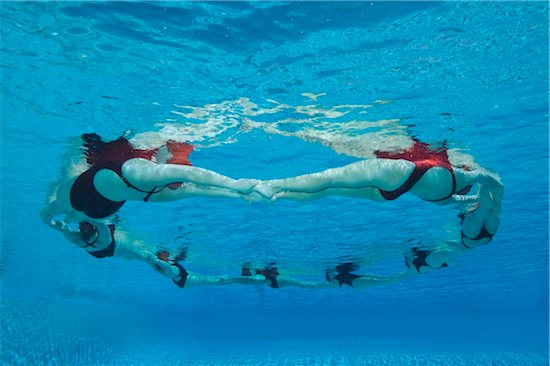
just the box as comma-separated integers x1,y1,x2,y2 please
239,191,268,203
233,178,261,195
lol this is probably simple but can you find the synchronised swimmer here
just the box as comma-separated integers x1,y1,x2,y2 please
40,132,503,289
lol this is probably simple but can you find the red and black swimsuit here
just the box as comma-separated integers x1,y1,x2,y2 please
69,133,193,219
375,140,471,201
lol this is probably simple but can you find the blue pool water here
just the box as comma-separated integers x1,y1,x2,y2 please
1,2,548,365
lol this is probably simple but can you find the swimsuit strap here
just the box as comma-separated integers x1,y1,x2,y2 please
380,164,457,202
120,176,164,202
82,232,99,247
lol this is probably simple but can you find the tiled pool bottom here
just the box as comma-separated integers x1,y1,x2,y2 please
2,298,548,365
12,345,547,366
4,338,548,365
106,343,549,366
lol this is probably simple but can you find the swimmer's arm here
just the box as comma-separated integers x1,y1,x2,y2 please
111,231,149,260
111,234,176,273
40,209,82,245
40,180,76,218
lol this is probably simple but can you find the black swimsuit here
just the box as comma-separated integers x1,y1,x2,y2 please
333,262,362,287
70,160,166,219
256,267,279,288
70,133,161,219
70,133,193,220
70,162,126,219
375,140,472,202
83,224,116,259
406,247,448,273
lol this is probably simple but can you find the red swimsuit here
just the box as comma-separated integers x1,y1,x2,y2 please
375,140,470,201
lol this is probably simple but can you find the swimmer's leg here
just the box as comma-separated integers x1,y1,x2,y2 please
149,184,246,201
270,187,385,202
254,159,415,200
121,158,260,194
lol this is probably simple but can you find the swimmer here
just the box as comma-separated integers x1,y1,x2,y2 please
39,213,185,285
41,133,260,225
252,139,503,252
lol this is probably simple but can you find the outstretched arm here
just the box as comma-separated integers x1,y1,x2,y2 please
40,208,82,245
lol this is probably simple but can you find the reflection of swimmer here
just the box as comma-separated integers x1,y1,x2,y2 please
41,133,259,225
325,244,470,287
39,214,186,285
241,264,329,289
404,240,483,274
324,262,414,288
39,215,273,288
241,263,412,289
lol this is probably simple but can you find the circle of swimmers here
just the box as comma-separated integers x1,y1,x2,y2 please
41,131,502,289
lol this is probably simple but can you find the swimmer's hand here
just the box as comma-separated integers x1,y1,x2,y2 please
39,208,67,231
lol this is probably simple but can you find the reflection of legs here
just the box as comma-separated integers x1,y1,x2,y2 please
184,273,265,288
242,264,329,289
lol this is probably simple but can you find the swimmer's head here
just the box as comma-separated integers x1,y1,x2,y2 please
79,221,98,242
